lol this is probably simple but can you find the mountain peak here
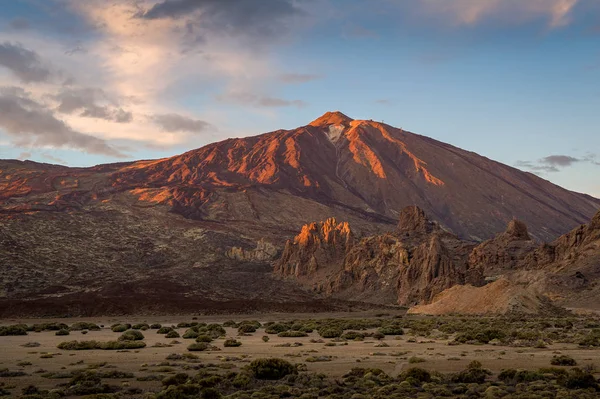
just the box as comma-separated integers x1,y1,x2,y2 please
309,111,353,127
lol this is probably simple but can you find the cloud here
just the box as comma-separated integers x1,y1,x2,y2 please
218,91,307,108
42,153,68,165
0,86,124,157
279,73,321,84
540,155,580,167
386,0,581,29
138,0,305,44
375,99,393,105
150,113,212,133
18,151,32,160
0,42,54,83
514,160,559,173
52,87,133,124
516,153,600,174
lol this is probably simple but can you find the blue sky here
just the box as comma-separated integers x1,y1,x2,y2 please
0,0,598,197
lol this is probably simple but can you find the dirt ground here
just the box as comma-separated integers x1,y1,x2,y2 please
2,312,600,396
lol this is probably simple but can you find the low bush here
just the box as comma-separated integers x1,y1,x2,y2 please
56,329,70,336
318,326,343,338
165,330,181,339
157,327,174,334
223,339,242,347
237,325,256,334
0,325,27,336
111,324,130,333
132,323,149,330
187,342,208,352
196,335,213,343
69,322,100,331
551,355,577,366
183,329,199,339
451,361,492,384
150,323,162,329
118,330,145,341
247,358,297,380
57,340,146,350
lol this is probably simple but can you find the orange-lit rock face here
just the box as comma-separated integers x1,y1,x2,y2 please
1,112,598,242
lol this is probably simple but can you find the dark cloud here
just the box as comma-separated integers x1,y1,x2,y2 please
0,42,54,83
52,88,133,124
150,113,212,133
138,0,305,43
0,87,124,157
540,155,580,167
515,160,559,174
279,73,321,84
218,91,307,108
515,153,600,175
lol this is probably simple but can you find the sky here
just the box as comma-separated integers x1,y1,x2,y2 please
0,0,598,198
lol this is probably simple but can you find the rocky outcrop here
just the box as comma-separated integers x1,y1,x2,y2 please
526,210,600,269
275,206,484,306
468,219,537,274
226,239,279,262
274,218,353,279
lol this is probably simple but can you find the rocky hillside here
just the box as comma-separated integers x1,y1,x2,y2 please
276,207,600,312
0,111,599,316
275,206,485,306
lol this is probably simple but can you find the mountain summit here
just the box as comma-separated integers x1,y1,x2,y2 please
0,111,599,316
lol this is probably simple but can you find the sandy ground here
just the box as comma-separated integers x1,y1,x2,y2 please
1,313,600,395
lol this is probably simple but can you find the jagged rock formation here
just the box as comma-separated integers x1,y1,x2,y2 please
275,218,353,278
226,239,279,262
468,219,538,275
275,206,485,306
276,207,600,312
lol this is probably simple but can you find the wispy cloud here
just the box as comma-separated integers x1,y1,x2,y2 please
150,113,213,134
415,0,580,28
279,73,321,84
0,86,125,157
0,42,56,83
516,153,600,174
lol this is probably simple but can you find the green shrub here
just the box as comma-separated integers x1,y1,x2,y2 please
318,326,343,338
150,323,162,329
196,335,213,343
341,331,365,340
378,326,404,335
262,336,270,342
408,357,426,364
399,368,431,383
56,329,70,336
451,361,492,384
559,368,599,390
187,342,208,352
0,325,27,336
57,340,145,350
237,325,256,334
223,320,237,328
551,355,577,366
132,323,149,330
247,358,297,380
69,322,100,331
183,329,199,339
224,339,242,347
165,330,180,339
162,373,189,386
111,324,130,333
265,323,290,334
157,327,174,334
118,330,145,341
